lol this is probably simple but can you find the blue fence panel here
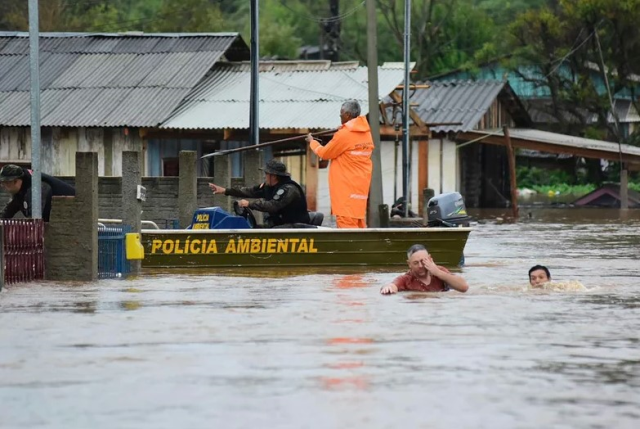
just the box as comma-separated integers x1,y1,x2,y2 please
98,225,132,279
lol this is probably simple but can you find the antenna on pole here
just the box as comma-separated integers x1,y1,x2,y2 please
28,0,42,219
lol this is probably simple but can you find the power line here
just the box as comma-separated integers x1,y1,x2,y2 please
276,0,365,24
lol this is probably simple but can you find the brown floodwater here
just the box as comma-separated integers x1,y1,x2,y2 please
1,208,640,428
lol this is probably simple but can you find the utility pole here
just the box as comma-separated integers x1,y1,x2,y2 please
327,0,340,61
249,0,259,146
28,0,42,219
401,0,412,217
366,0,383,227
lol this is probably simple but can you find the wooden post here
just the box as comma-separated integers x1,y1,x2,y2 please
503,126,519,219
620,166,629,209
305,146,319,211
418,139,429,215
422,188,435,226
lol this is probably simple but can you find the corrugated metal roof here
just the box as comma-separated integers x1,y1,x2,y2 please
466,128,640,159
162,62,411,129
0,32,248,127
408,80,507,133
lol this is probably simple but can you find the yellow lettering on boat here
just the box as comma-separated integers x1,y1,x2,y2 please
192,223,209,229
237,239,250,253
162,240,175,254
289,238,300,253
151,240,162,253
277,239,288,253
153,237,319,255
206,240,218,253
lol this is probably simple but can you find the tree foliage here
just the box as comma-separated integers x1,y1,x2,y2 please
508,0,640,143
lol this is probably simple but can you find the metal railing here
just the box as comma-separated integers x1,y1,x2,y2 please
1,219,45,287
98,219,160,229
98,224,131,279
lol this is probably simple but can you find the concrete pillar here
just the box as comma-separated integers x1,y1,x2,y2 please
244,149,263,224
213,155,232,212
178,151,198,228
45,152,98,281
122,151,142,273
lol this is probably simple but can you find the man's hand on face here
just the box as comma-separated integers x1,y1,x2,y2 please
420,256,442,276
238,199,250,208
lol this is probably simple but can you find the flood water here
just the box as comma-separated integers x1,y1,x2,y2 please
2,208,640,429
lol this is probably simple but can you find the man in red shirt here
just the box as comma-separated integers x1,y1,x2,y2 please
380,244,469,294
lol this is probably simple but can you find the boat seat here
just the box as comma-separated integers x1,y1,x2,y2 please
308,211,324,226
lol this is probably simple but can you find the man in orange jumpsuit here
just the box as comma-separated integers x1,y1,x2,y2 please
305,100,374,228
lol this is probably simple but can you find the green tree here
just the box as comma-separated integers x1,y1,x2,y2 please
508,0,640,144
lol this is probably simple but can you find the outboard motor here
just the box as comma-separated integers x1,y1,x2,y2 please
427,192,472,227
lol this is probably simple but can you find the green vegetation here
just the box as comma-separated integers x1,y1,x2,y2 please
517,166,640,195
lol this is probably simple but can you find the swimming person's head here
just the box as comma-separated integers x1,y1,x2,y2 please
528,265,551,287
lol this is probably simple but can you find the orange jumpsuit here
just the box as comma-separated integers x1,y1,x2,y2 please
310,116,374,228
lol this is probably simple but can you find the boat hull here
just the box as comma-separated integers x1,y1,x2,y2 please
140,227,471,268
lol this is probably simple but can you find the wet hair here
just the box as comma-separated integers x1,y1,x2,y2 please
528,265,551,280
340,100,361,118
407,244,427,259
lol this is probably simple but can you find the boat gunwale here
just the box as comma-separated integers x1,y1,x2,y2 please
141,227,473,234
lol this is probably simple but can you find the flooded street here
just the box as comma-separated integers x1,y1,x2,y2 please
2,209,640,429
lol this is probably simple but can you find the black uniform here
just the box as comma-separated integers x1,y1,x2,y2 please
1,167,76,222
225,177,310,227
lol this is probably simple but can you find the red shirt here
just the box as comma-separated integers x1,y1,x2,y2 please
392,266,451,292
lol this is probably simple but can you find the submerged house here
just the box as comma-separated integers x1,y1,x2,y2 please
0,31,250,176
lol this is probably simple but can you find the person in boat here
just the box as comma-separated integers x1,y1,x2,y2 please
305,100,373,229
528,265,551,288
0,164,76,223
380,244,469,294
208,159,310,228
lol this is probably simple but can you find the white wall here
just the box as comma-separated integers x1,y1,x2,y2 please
428,137,459,195
0,126,141,176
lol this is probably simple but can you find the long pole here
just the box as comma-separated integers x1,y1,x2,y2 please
503,126,519,219
28,0,42,219
401,0,411,217
595,30,627,209
366,0,383,228
249,0,259,147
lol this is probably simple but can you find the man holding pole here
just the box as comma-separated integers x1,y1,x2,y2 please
306,100,374,228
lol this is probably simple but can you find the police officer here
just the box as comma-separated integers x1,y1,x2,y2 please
0,164,76,222
208,159,310,227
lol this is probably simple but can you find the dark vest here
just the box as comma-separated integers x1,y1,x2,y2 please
265,178,310,226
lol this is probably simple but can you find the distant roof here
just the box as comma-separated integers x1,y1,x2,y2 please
573,183,640,208
385,80,531,133
161,61,412,130
0,32,249,127
458,128,640,164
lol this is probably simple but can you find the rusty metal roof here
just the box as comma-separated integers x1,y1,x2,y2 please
0,32,248,127
161,62,412,130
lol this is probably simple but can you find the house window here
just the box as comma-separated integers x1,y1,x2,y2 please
163,158,179,176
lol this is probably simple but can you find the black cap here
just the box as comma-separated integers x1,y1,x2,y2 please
260,159,290,177
0,164,24,182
